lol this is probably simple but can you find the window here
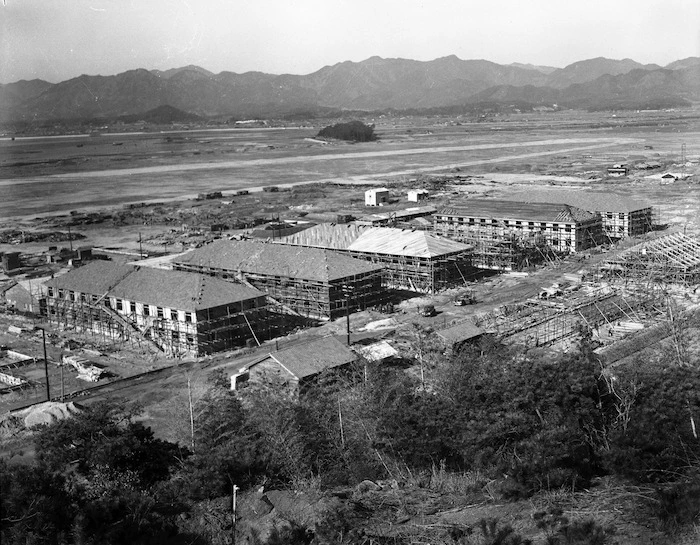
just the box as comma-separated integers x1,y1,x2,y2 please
69,291,75,301
116,299,123,311
143,305,150,316
185,312,193,323
48,287,54,297
170,310,178,321
80,293,87,303
619,213,625,220
58,289,64,299
157,307,164,319
130,301,136,313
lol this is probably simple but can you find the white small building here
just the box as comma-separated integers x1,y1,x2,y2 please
607,165,628,177
365,188,390,206
407,189,429,202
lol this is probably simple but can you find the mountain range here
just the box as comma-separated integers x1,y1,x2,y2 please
1,56,699,123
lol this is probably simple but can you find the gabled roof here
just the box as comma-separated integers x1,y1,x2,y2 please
501,189,650,213
175,240,381,282
348,227,470,257
45,262,134,296
109,267,264,311
276,223,471,258
435,321,484,345
255,336,357,380
438,199,598,224
45,262,264,311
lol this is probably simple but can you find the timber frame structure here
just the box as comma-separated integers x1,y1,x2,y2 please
174,240,386,320
475,286,655,348
433,200,603,271
274,224,475,293
600,232,700,287
43,262,269,357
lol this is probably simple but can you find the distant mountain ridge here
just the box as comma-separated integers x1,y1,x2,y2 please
1,56,698,123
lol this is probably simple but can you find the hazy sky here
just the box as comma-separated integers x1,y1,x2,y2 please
2,0,699,83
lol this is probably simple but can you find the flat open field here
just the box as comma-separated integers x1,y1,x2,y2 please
1,109,698,220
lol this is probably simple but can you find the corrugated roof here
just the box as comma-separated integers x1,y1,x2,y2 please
109,267,264,311
276,224,471,258
262,336,357,379
276,223,367,249
45,262,134,296
175,239,382,282
438,199,597,224
349,228,471,257
45,262,264,311
501,189,650,213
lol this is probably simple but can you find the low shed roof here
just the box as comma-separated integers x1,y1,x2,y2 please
257,336,357,380
436,321,484,346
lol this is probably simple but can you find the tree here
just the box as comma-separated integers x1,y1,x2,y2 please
603,363,700,482
5,402,192,545
317,121,377,142
0,460,72,545
35,401,182,487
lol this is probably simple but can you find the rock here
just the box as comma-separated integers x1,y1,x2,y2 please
238,487,274,519
356,480,381,493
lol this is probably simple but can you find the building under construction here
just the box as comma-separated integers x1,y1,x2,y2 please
475,284,656,348
173,240,385,320
43,261,269,357
501,190,655,241
600,232,700,287
274,224,474,293
434,199,603,271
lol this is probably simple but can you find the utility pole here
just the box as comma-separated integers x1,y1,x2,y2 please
138,232,143,260
231,484,239,545
41,328,50,401
681,143,687,178
342,285,352,346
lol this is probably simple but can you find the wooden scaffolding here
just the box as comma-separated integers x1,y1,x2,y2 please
600,232,700,287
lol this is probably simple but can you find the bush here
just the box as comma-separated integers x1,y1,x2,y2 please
656,477,700,526
602,365,700,483
317,121,377,142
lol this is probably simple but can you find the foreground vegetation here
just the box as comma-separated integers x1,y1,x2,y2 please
2,333,699,544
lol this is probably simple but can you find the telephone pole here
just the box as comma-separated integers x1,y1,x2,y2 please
41,328,51,401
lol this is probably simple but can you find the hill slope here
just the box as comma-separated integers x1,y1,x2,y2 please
3,55,699,122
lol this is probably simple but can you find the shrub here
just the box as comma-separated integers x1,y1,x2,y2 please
317,121,377,142
656,478,700,526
